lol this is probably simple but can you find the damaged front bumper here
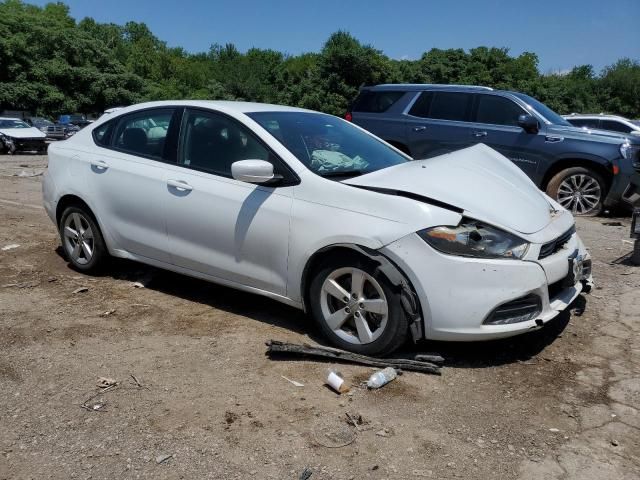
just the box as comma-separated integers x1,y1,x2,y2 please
381,221,592,342
0,135,46,154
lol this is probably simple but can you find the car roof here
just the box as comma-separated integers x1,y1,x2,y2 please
365,83,494,92
115,100,315,115
0,117,25,121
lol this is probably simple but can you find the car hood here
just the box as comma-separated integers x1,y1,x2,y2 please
0,127,46,139
343,143,554,235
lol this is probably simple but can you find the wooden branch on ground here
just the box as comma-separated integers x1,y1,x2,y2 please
265,340,442,375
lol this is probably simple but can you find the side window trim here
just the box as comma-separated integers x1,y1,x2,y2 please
177,107,300,186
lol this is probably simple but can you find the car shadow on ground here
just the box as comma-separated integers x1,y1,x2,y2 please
57,250,318,340
57,248,583,368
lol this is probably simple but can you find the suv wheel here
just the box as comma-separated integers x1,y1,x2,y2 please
59,206,107,272
546,167,605,216
308,256,409,356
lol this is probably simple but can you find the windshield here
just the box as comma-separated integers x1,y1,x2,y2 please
247,111,409,177
513,93,572,126
0,119,30,129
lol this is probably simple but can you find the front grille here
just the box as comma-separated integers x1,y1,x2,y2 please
539,226,576,260
484,294,542,325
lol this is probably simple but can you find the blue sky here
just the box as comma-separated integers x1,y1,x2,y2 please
29,0,639,73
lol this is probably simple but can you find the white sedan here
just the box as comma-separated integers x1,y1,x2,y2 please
42,101,593,355
0,117,47,154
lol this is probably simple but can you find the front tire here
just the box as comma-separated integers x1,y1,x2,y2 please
546,166,605,216
308,256,409,356
59,206,107,273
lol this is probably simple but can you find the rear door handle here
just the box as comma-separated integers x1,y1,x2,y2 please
167,179,193,192
472,131,488,138
413,126,427,132
90,160,108,170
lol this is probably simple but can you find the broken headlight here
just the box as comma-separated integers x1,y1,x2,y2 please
418,220,529,259
0,133,13,146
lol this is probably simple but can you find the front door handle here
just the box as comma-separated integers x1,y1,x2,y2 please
472,131,488,138
413,126,427,132
90,160,108,170
167,179,193,192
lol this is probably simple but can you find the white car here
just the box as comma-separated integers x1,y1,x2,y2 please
564,113,640,136
42,101,593,355
0,117,47,154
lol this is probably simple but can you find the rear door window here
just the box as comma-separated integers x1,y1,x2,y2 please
113,109,174,160
352,91,405,113
475,95,526,126
409,91,473,122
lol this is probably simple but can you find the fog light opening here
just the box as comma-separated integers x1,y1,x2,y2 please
484,294,542,325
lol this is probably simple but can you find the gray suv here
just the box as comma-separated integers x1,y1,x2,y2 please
348,84,640,215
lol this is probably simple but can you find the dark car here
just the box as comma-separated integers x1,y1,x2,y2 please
27,117,66,140
348,84,640,215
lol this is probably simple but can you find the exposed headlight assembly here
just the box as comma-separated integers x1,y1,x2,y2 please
418,219,530,259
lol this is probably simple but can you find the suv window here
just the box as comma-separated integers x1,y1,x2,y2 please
408,91,433,118
409,91,473,121
600,120,633,134
475,94,526,126
179,109,271,177
569,118,600,129
113,109,174,160
352,91,404,113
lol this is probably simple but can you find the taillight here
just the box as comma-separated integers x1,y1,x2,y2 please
344,112,352,122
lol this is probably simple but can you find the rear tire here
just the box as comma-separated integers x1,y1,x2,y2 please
546,166,605,216
59,206,107,273
308,255,409,356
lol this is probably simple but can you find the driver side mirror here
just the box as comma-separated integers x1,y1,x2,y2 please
231,159,280,184
518,114,539,134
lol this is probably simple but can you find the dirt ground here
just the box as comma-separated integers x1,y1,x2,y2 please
0,154,638,480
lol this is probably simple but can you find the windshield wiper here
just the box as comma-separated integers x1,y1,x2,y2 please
318,170,365,178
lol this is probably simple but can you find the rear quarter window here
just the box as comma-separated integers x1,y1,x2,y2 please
352,91,404,113
92,121,115,147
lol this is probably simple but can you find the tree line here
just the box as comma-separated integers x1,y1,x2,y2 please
1,0,639,119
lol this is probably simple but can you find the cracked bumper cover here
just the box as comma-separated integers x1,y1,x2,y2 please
380,228,592,342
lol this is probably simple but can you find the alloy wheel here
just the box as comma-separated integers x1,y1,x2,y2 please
319,267,388,345
63,212,95,265
556,173,602,215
